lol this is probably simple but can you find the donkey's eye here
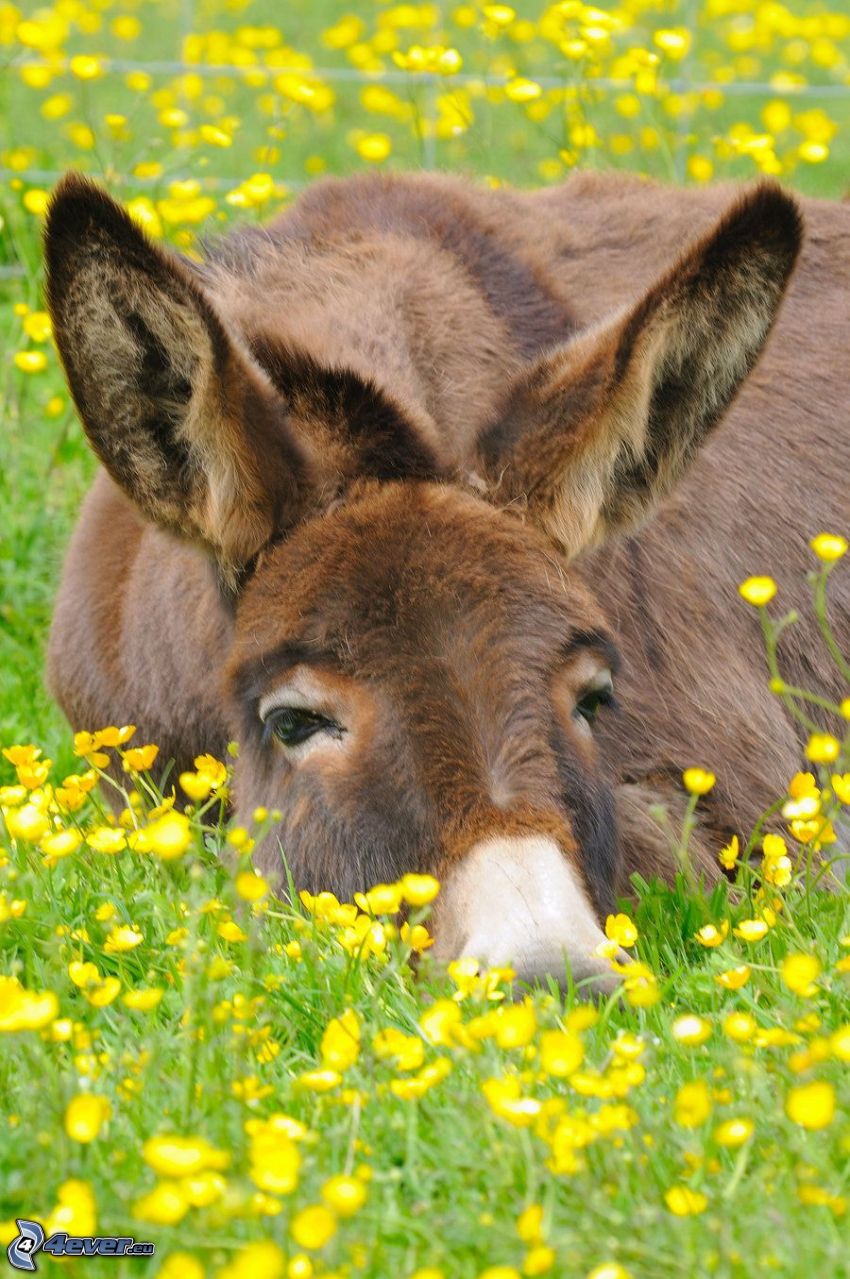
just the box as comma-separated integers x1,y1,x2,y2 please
574,675,614,725
264,707,342,748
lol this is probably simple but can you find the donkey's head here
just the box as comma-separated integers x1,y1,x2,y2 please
45,175,801,988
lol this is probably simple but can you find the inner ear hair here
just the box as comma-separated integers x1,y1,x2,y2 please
480,182,803,559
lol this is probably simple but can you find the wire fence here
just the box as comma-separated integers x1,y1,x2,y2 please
1,0,849,278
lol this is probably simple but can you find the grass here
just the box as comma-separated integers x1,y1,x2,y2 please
1,1,850,1276
2,739,850,1279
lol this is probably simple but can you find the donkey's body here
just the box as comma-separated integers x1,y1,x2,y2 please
47,170,848,983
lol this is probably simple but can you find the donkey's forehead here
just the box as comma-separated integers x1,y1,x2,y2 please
231,482,613,681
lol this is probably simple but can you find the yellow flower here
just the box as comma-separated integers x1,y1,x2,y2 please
70,55,104,80
84,977,121,1008
13,351,48,374
123,987,164,1012
714,1118,754,1147
236,871,270,902
671,1015,712,1046
21,188,49,218
41,829,82,861
495,1002,537,1049
321,1008,361,1071
390,1058,452,1101
141,811,192,860
15,757,51,788
355,882,403,915
831,774,850,805
2,745,40,771
605,913,637,948
738,576,777,606
805,733,841,765
22,311,51,342
786,1081,835,1129
321,1174,367,1216
180,771,213,802
65,1094,110,1143
674,1080,711,1127
401,922,435,951
611,1031,644,1060
400,873,440,906
354,132,391,162
0,977,58,1031
217,919,247,943
797,1184,846,1215
5,803,50,843
103,925,143,954
734,919,769,942
419,999,462,1046
723,1012,757,1042
587,1266,633,1279
248,1118,302,1195
482,4,516,23
829,1026,850,1061
157,1255,205,1279
621,963,660,1008
763,833,787,861
200,123,233,147
298,1069,342,1092
220,1242,286,1279
143,1135,229,1178
683,767,716,796
505,77,542,102
87,827,127,855
133,1182,189,1226
0,896,26,922
695,921,728,947
127,197,163,239
664,1185,708,1216
45,1179,96,1238
123,745,159,773
478,1269,521,1279
482,1076,541,1127
654,27,691,58
291,1204,337,1250
373,1027,425,1072
523,1246,555,1276
517,1204,544,1243
781,953,821,997
810,533,847,562
539,1030,584,1077
763,854,793,888
68,961,99,989
715,965,751,991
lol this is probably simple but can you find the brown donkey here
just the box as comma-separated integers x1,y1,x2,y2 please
45,170,849,987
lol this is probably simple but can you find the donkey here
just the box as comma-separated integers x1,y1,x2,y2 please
44,169,849,988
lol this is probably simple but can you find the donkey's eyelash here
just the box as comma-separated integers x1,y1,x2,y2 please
262,706,344,749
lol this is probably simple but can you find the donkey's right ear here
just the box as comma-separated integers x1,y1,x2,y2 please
45,174,314,581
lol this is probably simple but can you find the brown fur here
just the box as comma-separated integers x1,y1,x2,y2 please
45,169,849,913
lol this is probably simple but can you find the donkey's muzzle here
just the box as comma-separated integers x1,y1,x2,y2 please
430,835,625,994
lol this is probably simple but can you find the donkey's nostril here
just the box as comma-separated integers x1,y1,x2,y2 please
430,834,619,993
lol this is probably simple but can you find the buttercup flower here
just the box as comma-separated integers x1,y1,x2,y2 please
739,576,777,606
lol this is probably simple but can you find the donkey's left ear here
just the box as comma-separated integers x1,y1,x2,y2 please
479,183,802,559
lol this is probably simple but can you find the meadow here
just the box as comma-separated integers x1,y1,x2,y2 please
1,1,850,1276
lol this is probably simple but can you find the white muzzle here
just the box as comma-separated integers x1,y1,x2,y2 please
431,835,623,992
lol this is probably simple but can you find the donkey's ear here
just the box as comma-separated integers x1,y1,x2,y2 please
45,174,312,579
480,183,802,559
